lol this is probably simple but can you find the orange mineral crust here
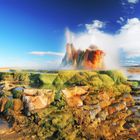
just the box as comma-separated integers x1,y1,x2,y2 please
62,43,105,69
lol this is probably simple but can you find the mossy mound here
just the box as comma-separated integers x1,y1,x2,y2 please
89,75,103,89
63,72,114,90
0,72,30,84
52,70,77,89
30,73,57,88
39,73,57,88
0,72,14,81
0,72,58,89
65,72,89,86
99,70,127,84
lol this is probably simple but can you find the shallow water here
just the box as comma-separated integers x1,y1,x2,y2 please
127,73,140,81
14,87,24,91
0,117,9,129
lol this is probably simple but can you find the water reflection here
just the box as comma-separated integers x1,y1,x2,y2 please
127,73,140,81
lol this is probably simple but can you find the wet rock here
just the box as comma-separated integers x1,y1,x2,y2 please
0,71,138,139
62,86,89,98
0,97,8,112
123,122,133,129
0,91,4,97
90,105,101,120
97,109,109,121
23,89,38,96
2,82,16,91
97,92,110,101
99,100,111,109
62,86,89,107
66,95,83,107
13,99,23,112
0,83,5,90
22,89,54,111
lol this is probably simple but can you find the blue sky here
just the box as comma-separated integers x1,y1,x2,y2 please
0,0,140,69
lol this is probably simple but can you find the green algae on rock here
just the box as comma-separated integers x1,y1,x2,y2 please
0,71,139,140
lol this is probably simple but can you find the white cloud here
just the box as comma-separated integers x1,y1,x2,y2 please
85,20,106,33
117,18,140,51
121,0,138,17
66,18,140,69
127,0,139,4
78,24,83,27
28,18,140,70
30,51,64,56
120,17,125,22
121,18,140,29
117,17,125,24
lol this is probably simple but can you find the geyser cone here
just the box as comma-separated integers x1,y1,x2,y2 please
62,44,105,70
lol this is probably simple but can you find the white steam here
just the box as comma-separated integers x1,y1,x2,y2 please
65,18,140,69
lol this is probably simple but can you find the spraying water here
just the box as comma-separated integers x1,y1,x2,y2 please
64,18,140,70
65,28,120,70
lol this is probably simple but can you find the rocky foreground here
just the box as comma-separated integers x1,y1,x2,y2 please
0,71,140,140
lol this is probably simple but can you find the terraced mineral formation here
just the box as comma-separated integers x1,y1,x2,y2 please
0,71,139,140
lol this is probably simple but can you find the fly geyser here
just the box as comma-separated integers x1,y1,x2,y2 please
62,43,105,69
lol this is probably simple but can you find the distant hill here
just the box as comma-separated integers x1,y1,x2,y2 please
0,67,11,72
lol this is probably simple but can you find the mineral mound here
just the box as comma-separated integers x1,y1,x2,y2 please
62,43,105,69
